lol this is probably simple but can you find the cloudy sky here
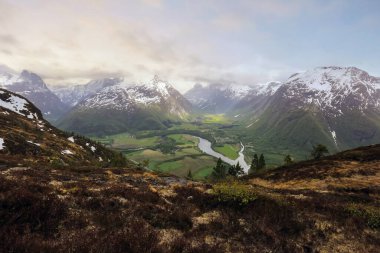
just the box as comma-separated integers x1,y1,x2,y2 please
0,0,379,92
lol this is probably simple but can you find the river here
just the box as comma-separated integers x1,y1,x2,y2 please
197,137,250,173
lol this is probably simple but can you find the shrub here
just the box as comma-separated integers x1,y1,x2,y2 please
345,203,380,229
212,181,257,206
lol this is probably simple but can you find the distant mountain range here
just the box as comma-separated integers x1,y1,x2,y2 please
1,64,379,156
184,81,281,114
240,66,380,155
0,69,68,122
52,77,123,107
57,76,192,135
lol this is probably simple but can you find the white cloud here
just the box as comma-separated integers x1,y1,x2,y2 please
0,0,378,92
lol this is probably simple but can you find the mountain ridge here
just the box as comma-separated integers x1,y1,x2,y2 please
0,69,69,122
58,76,192,135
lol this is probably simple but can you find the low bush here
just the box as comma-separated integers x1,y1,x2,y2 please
212,181,257,207
345,203,380,229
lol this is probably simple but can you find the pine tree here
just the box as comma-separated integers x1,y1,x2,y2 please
211,158,226,180
187,169,193,179
228,164,237,177
258,154,266,169
235,162,244,176
228,162,244,177
311,144,329,159
249,154,259,174
284,155,293,165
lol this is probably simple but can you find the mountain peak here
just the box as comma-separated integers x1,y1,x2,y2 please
19,70,47,88
281,66,380,116
152,74,161,84
285,66,378,92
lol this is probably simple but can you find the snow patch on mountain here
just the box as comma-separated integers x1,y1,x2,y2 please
331,131,337,146
61,149,74,155
0,90,40,119
27,141,41,146
227,85,253,98
282,66,380,116
256,81,282,96
52,77,123,106
79,81,165,111
0,138,4,150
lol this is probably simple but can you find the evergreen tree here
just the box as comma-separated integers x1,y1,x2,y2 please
211,158,226,180
228,164,237,177
187,169,193,179
235,162,244,176
228,162,244,177
249,154,259,174
284,155,293,165
258,154,266,169
311,144,329,159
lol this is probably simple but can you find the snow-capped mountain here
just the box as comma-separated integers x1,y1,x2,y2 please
0,69,68,122
58,76,192,135
245,66,380,155
52,77,123,107
185,81,282,114
184,83,254,113
230,81,282,116
281,66,380,116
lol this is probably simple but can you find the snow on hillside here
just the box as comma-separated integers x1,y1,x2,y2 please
227,85,253,98
0,90,40,119
0,138,4,150
52,77,123,106
75,76,189,118
282,66,380,115
255,81,282,96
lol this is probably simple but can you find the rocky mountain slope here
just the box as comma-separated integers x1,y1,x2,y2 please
1,137,379,252
52,77,123,107
0,70,69,122
0,88,122,167
243,66,380,156
58,76,192,135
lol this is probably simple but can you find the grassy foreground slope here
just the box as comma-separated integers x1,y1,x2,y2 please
1,143,379,252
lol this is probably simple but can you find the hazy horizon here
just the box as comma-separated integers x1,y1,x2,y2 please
1,0,379,92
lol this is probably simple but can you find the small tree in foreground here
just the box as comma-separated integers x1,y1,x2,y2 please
228,162,244,177
258,154,266,169
211,158,226,180
311,144,329,160
284,155,294,165
187,169,193,179
249,154,259,174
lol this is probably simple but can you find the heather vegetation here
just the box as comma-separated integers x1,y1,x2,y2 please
2,142,379,252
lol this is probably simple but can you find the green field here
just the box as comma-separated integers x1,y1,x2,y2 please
114,133,216,179
167,134,199,147
93,133,159,149
89,118,303,179
214,144,240,160
202,114,231,124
